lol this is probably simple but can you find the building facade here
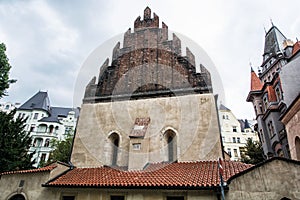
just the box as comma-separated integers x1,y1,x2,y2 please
280,41,300,160
1,8,300,200
15,91,79,167
219,104,259,161
0,102,20,113
246,24,300,159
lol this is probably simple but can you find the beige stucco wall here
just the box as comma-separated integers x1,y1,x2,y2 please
45,188,218,200
226,159,300,200
71,93,222,169
0,163,69,200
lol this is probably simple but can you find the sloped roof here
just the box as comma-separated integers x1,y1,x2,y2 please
292,41,300,56
219,104,231,111
44,161,252,189
18,91,50,112
1,164,57,175
263,25,287,59
39,107,79,123
250,68,262,91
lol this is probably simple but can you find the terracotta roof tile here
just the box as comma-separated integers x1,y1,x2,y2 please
46,161,252,189
1,164,57,175
267,86,277,102
292,41,300,55
250,69,262,91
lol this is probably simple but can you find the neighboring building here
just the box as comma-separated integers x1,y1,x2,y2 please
219,104,259,161
280,42,300,160
1,8,300,200
15,91,80,168
246,24,299,159
0,102,20,113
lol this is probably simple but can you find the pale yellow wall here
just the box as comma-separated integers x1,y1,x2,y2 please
226,159,300,200
71,93,223,169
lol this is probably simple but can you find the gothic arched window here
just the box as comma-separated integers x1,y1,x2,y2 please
108,133,120,166
164,130,177,162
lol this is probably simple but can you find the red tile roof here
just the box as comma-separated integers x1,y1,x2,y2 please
292,41,300,55
45,161,252,189
1,164,57,175
250,69,262,91
267,85,277,102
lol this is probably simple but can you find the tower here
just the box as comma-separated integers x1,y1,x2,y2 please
247,24,294,158
72,7,222,170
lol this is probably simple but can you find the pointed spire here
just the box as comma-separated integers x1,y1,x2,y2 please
250,68,262,91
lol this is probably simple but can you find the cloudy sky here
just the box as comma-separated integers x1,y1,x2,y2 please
0,0,299,119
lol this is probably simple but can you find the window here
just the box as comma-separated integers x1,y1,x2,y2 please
232,126,237,132
263,94,268,110
167,196,184,200
237,137,240,143
234,149,238,157
111,196,124,200
260,129,264,143
259,103,263,113
268,121,275,137
227,148,231,156
254,106,257,115
44,139,50,147
5,105,10,110
33,113,38,119
109,133,120,166
232,137,236,143
41,153,46,162
226,115,229,120
275,86,282,101
132,143,141,150
33,138,43,147
62,196,75,200
29,124,35,133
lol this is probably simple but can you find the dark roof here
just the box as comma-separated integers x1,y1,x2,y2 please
39,107,79,123
44,161,252,189
18,91,50,112
219,104,231,111
263,25,287,59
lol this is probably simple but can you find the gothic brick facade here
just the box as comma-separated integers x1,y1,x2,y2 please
84,7,212,103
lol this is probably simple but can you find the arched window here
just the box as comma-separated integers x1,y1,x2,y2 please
49,125,54,133
33,138,43,147
164,129,177,162
44,139,50,147
8,194,25,200
108,133,120,166
295,136,300,160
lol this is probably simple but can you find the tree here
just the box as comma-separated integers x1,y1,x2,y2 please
0,43,16,98
241,138,265,164
44,134,74,165
0,110,33,173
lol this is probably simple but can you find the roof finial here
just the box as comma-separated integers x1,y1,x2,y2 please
270,18,274,27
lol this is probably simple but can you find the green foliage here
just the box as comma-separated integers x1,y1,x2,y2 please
241,138,265,164
0,43,16,98
45,134,74,165
0,110,33,173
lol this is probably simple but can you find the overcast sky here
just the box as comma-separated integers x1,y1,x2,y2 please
0,0,299,120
